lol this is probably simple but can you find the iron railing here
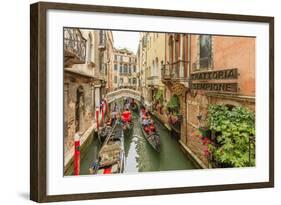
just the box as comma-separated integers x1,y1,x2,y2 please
147,76,159,86
64,28,86,63
161,60,189,81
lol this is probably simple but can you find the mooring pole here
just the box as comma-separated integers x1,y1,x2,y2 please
101,103,104,125
96,107,99,131
74,133,80,175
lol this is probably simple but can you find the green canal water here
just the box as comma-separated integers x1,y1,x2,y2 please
80,113,199,175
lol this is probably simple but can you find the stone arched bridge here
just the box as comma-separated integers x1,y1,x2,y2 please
106,88,141,103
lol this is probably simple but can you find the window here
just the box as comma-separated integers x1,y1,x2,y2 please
128,78,131,84
168,35,173,64
114,64,117,71
133,78,137,84
120,78,123,84
120,56,123,61
114,55,118,61
175,34,180,62
114,76,117,83
119,64,123,73
133,65,136,73
129,66,131,73
199,35,212,69
104,64,107,75
99,30,105,45
124,64,128,73
155,58,159,77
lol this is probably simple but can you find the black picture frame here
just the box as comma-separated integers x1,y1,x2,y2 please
30,1,274,202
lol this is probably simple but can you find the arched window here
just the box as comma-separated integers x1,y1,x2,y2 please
155,57,159,77
175,34,180,61
75,86,84,133
152,60,155,77
199,35,212,69
168,35,173,64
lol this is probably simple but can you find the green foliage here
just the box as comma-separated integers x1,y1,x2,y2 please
166,95,180,112
155,90,164,103
207,105,255,167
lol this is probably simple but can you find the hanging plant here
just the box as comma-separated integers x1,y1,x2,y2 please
166,95,180,113
155,89,164,103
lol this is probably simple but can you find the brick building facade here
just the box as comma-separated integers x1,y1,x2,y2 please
160,34,255,167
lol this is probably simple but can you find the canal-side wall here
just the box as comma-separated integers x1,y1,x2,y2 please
184,92,255,169
151,111,207,169
64,124,96,175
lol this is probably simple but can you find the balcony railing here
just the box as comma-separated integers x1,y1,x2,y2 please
119,72,132,76
118,83,136,88
147,76,159,86
64,28,86,66
161,60,189,81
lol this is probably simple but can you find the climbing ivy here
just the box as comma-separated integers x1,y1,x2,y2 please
207,105,255,167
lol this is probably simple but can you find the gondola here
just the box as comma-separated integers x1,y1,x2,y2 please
130,102,139,113
98,125,112,143
122,120,133,137
138,118,160,152
121,108,133,137
89,123,125,175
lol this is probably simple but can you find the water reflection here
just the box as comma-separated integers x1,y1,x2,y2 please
80,110,198,175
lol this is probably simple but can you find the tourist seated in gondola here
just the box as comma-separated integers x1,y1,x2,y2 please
121,108,132,123
149,121,156,133
106,114,115,127
142,116,149,126
106,117,112,126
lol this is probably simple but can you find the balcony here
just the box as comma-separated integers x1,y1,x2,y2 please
147,76,159,87
161,60,189,82
118,83,137,89
119,72,132,76
64,28,86,67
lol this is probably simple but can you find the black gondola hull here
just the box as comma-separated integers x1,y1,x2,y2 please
138,118,160,152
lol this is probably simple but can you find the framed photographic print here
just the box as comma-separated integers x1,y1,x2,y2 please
30,1,274,202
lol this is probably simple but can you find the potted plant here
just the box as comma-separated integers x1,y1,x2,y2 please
199,127,211,139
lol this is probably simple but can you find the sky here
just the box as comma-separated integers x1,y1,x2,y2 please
112,31,140,54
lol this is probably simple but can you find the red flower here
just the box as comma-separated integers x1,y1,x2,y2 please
203,149,210,156
202,137,210,145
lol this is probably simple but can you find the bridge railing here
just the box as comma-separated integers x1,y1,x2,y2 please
106,88,141,103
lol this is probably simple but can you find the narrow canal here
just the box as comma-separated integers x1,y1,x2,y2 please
80,110,199,175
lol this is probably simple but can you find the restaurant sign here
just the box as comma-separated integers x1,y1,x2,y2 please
190,68,238,80
190,68,238,92
191,83,238,92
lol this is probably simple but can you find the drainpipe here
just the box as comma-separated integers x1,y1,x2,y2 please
188,34,191,77
185,34,191,144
